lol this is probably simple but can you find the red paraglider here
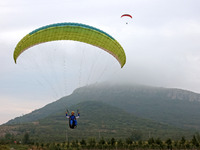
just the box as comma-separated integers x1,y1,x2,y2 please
121,14,132,18
121,14,132,24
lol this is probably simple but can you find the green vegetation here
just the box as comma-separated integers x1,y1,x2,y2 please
6,83,200,131
1,132,200,150
0,101,195,142
1,83,200,146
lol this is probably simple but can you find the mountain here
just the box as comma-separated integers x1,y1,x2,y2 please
1,83,200,141
6,83,200,130
0,101,193,142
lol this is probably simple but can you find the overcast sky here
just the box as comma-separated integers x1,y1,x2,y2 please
0,0,200,125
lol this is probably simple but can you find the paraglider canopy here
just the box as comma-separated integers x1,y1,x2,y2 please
121,14,132,24
13,22,126,68
121,14,132,18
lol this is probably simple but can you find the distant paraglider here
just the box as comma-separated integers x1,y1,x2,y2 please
121,14,132,18
121,14,132,24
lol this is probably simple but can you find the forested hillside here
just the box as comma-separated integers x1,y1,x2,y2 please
6,83,200,131
0,101,194,142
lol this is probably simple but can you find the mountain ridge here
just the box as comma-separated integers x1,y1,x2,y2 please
5,83,200,131
0,101,194,142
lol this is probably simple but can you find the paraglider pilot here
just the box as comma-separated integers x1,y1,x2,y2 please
66,111,80,129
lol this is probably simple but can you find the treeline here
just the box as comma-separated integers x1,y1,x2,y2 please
1,132,200,150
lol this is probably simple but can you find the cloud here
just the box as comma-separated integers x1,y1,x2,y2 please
1,0,200,124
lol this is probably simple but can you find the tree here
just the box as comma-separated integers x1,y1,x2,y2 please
40,143,44,148
147,137,155,149
155,138,163,148
165,138,172,150
191,135,199,148
22,132,30,144
195,132,200,143
4,133,13,143
99,137,105,145
110,138,116,146
125,137,132,145
49,143,60,150
148,137,155,145
180,136,186,148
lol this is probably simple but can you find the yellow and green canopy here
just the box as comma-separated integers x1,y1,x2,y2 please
14,23,126,68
